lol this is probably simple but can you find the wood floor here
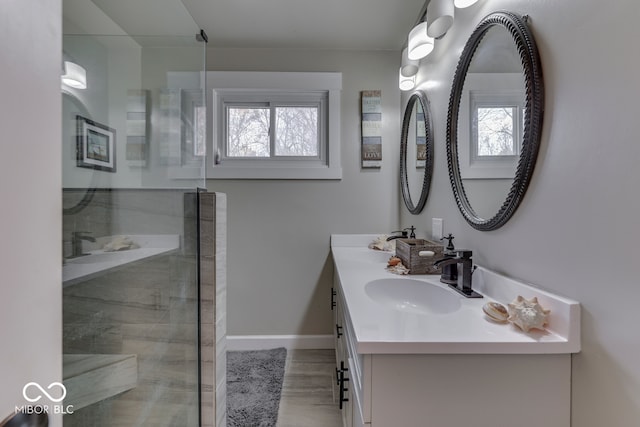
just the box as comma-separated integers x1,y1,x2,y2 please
276,349,342,427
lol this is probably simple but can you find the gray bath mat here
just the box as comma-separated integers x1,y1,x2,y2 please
227,347,287,427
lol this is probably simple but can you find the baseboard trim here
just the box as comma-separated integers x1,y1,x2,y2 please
226,335,334,351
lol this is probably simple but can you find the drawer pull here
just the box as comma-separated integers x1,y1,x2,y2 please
336,360,348,385
338,364,350,409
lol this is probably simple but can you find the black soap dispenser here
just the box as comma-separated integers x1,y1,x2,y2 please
439,234,458,285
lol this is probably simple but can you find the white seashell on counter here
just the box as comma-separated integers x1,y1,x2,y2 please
507,296,550,332
103,235,139,252
368,235,396,252
483,302,509,323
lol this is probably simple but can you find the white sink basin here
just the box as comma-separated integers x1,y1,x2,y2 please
365,278,461,315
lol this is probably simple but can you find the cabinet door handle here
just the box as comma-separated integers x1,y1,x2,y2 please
339,365,350,409
336,324,343,338
336,360,348,385
331,287,337,310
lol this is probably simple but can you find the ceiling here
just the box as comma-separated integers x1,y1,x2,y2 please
182,0,427,50
63,0,427,51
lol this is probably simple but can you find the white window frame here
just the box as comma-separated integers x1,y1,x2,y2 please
221,92,326,161
207,71,342,180
459,73,525,179
470,95,522,160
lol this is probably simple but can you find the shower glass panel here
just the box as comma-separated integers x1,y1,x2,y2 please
61,2,206,425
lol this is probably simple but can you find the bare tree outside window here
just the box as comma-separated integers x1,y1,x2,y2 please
275,107,318,156
476,107,516,156
276,107,318,156
227,105,319,158
227,107,270,157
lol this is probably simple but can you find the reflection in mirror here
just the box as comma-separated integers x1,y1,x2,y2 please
62,91,97,214
446,11,544,230
458,26,525,220
406,101,423,200
401,91,433,214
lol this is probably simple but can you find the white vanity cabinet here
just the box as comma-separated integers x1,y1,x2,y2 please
332,277,571,427
333,283,368,427
330,235,581,427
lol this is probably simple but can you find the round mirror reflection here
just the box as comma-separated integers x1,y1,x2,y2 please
458,26,524,220
401,91,434,214
446,12,544,230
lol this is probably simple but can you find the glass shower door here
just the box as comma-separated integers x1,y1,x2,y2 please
61,2,207,424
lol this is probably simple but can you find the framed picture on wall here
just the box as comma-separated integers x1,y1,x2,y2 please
76,115,116,172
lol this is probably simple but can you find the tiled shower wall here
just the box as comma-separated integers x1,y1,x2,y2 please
62,189,188,245
198,192,227,427
62,189,225,426
63,252,200,426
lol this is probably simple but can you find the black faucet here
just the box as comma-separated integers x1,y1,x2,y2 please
438,234,457,285
386,226,416,241
71,231,96,258
434,249,482,298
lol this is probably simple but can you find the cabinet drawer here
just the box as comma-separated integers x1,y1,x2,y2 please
335,281,371,423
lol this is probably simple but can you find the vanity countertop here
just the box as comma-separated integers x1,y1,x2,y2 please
331,234,580,355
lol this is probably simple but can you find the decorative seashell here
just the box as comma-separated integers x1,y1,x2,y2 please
507,296,551,332
483,302,509,323
368,235,396,252
103,235,139,252
387,256,402,267
386,262,410,275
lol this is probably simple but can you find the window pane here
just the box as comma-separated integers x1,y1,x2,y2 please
275,107,318,156
227,107,270,157
477,107,516,156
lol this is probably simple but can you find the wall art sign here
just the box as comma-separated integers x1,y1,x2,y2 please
126,89,149,167
361,90,382,168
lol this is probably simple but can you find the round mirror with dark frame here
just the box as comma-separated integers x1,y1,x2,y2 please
446,11,544,230
401,90,434,214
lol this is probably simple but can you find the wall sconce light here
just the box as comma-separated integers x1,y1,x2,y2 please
454,0,480,8
399,47,418,91
399,68,416,91
407,22,434,60
401,47,419,77
427,0,455,38
62,61,87,89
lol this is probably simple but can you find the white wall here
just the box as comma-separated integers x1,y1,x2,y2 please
400,0,640,425
206,48,401,335
0,0,62,425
